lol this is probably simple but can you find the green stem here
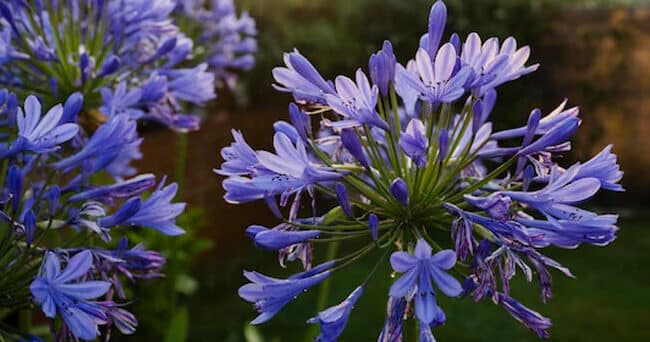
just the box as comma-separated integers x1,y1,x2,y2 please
175,133,188,196
19,309,31,335
304,241,341,341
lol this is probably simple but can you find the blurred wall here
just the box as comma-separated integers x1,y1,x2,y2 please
539,6,650,204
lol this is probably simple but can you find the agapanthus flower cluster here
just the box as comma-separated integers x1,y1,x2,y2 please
0,89,185,340
217,1,623,340
0,0,216,132
173,0,257,89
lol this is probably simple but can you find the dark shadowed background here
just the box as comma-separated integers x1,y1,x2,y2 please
119,0,650,341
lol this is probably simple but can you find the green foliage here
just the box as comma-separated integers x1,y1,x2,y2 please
164,307,189,342
189,215,650,341
121,207,211,341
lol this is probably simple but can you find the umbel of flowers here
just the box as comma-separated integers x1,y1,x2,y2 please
0,90,183,340
0,0,255,340
173,0,258,90
0,0,216,132
217,1,623,340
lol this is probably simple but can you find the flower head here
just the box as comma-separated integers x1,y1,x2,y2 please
218,1,623,339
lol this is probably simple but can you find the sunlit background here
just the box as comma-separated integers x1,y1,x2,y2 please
121,0,649,341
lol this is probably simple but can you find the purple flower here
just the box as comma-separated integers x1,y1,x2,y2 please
419,312,446,342
97,197,142,229
517,117,580,156
27,36,57,61
325,69,388,130
69,174,156,203
273,120,301,143
335,183,354,218
3,96,78,157
139,75,167,104
394,60,421,117
98,302,138,335
517,213,618,248
496,293,551,339
30,251,111,341
369,41,397,97
93,237,165,281
438,127,449,162
492,100,579,140
110,179,186,236
289,103,311,142
164,63,216,105
369,213,379,241
238,265,332,324
23,209,35,244
100,82,143,119
503,165,602,221
307,286,364,342
459,34,538,94
340,128,370,168
6,164,22,211
399,118,428,168
223,132,340,203
464,193,512,222
245,224,320,250
378,297,408,342
257,220,317,269
390,178,409,206
61,92,84,123
215,129,258,177
273,50,336,104
572,145,623,192
472,89,497,132
421,1,447,59
450,213,474,261
445,203,531,245
52,114,140,172
0,27,28,63
97,55,120,78
395,45,470,105
389,240,461,324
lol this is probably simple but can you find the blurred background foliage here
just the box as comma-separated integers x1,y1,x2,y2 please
117,0,649,341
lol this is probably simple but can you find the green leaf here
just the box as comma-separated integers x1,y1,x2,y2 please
243,324,265,342
322,206,346,225
163,307,189,342
175,274,199,296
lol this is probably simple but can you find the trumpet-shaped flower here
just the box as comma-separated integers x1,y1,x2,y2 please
459,33,538,94
239,265,333,324
246,224,320,250
273,50,336,104
396,46,470,105
30,251,111,340
102,179,186,236
399,118,428,168
3,96,78,157
389,240,462,324
222,132,340,203
308,286,364,342
325,69,388,129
